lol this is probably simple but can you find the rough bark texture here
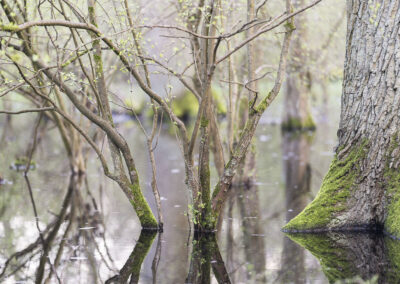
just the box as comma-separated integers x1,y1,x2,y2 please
282,0,316,131
284,0,400,236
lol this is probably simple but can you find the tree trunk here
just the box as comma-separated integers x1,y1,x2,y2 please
284,0,400,238
282,0,315,131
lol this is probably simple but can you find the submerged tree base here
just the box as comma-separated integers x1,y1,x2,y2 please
283,138,400,239
129,183,159,230
281,115,316,132
283,142,366,232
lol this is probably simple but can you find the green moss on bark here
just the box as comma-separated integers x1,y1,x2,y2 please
382,136,400,238
386,238,400,282
384,176,400,238
93,52,103,74
384,169,400,238
200,117,209,128
0,22,19,32
130,183,158,229
283,142,367,231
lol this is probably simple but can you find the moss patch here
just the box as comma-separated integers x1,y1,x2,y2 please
0,22,19,32
14,156,36,166
130,182,158,229
384,180,400,238
171,91,199,119
385,237,400,282
171,88,226,120
283,142,367,231
384,167,400,238
281,114,316,132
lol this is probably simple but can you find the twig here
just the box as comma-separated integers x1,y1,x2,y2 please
0,107,54,114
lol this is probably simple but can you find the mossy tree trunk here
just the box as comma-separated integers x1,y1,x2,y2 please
284,0,400,237
282,0,316,132
88,0,158,230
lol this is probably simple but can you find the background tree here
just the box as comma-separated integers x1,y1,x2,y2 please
282,0,316,131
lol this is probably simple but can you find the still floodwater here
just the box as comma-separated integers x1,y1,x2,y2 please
1,93,399,283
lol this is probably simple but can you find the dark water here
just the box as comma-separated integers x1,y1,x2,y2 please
1,92,399,283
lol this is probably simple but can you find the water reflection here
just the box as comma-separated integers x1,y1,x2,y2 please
287,232,400,283
186,233,230,284
279,132,313,283
281,132,400,284
106,231,231,284
3,101,400,282
219,184,267,283
237,185,267,282
106,231,157,283
0,173,114,283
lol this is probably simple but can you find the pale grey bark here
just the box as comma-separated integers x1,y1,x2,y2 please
334,0,400,227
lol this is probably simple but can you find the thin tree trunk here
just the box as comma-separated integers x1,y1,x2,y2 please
87,0,158,229
284,0,400,237
237,0,257,187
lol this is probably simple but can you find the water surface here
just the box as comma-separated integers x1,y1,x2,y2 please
1,93,399,283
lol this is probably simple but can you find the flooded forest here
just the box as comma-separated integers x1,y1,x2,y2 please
1,0,400,283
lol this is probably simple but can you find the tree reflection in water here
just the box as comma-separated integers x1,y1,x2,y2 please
186,233,231,284
106,231,157,284
287,233,400,283
279,131,313,283
0,172,232,283
105,231,231,284
280,133,400,284
0,174,116,283
2,131,400,283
